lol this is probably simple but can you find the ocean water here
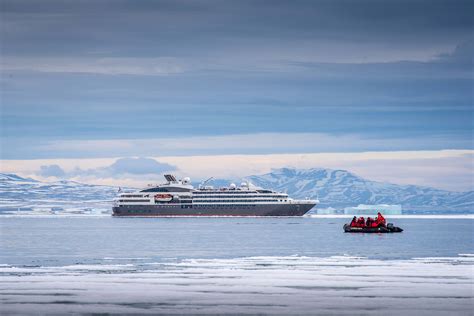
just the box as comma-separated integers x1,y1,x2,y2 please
1,216,473,315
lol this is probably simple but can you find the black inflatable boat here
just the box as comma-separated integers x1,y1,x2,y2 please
343,223,403,233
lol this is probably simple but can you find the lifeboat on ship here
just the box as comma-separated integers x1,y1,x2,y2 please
154,193,173,202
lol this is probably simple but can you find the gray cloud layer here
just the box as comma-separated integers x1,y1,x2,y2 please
37,164,66,178
37,157,176,179
1,0,472,160
2,0,472,60
104,157,176,175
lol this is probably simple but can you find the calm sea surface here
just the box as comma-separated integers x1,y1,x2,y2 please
1,216,472,266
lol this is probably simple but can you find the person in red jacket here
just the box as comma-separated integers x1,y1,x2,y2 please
350,216,357,227
376,212,386,227
357,217,365,227
365,217,373,227
368,217,377,228
371,219,379,228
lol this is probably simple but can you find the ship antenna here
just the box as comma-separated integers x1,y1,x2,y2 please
199,176,214,189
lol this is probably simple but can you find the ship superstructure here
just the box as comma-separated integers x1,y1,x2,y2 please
113,174,317,216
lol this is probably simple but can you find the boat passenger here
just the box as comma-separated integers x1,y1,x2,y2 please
376,212,386,227
366,217,374,227
371,219,379,228
350,216,357,227
357,217,365,227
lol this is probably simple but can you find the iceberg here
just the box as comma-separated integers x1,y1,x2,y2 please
344,204,402,215
315,207,338,215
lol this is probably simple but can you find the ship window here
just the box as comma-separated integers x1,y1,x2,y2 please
141,187,191,193
141,188,169,192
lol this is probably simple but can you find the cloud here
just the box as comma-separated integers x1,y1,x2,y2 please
37,164,66,178
72,157,177,178
32,157,176,183
67,157,177,188
1,1,472,176
436,39,474,66
104,157,176,175
1,57,185,76
27,133,474,159
2,0,472,63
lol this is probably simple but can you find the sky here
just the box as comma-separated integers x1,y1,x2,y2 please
0,0,473,191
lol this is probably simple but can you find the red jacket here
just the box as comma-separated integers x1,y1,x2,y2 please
376,213,386,225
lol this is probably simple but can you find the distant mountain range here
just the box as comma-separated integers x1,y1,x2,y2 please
0,169,472,214
0,173,118,214
244,168,473,212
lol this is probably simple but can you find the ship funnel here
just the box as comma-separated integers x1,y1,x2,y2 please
164,174,177,182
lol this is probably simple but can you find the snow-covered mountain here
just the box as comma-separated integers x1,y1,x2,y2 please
0,169,472,214
245,168,473,212
0,173,120,214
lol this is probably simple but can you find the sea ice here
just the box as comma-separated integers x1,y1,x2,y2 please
0,255,472,315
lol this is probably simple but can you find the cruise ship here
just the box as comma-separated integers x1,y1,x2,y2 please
113,174,318,216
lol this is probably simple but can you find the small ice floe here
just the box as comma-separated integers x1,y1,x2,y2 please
103,257,150,261
58,264,136,272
